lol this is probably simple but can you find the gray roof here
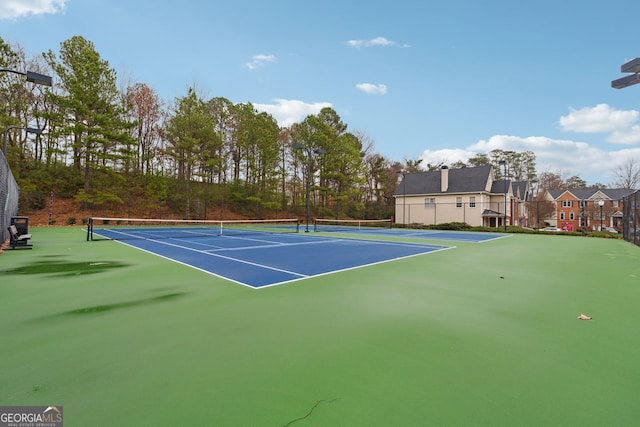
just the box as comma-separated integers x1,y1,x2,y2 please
491,179,509,194
512,181,530,199
548,188,636,201
395,165,493,196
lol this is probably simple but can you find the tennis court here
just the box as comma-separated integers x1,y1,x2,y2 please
87,218,451,288
2,227,640,426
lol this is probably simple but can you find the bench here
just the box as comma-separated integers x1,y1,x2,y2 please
7,224,32,250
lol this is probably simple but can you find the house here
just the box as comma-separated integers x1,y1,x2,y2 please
543,188,636,231
394,165,530,227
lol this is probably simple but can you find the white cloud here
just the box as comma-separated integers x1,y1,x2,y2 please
253,99,332,128
419,134,640,185
559,103,640,144
417,148,478,167
0,0,66,20
345,36,408,48
245,54,276,70
608,125,640,144
355,83,387,95
423,105,640,183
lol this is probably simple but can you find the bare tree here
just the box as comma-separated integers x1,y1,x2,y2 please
527,193,556,229
126,83,163,175
611,158,640,189
535,170,565,194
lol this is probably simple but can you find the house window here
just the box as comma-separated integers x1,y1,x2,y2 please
424,197,435,208
570,212,575,220
560,212,565,220
579,200,586,208
613,200,619,208
456,197,462,208
562,200,573,207
469,196,476,208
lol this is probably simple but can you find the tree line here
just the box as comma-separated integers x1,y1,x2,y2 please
2,36,637,221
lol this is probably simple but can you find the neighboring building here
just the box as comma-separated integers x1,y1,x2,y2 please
394,165,530,227
543,188,636,231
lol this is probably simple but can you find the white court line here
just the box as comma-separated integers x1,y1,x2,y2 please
204,239,347,252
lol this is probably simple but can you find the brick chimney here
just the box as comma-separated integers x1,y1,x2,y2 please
441,165,449,192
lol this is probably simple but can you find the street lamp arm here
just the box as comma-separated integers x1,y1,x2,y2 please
0,69,52,86
4,125,26,133
0,69,27,78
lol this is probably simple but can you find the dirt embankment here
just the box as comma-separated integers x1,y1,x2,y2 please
21,197,245,227
24,197,89,227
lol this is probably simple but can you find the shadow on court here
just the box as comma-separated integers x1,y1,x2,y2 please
1,256,129,277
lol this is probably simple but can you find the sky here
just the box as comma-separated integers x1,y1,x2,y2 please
2,0,640,186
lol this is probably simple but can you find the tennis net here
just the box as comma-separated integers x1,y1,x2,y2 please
313,218,392,232
87,217,300,241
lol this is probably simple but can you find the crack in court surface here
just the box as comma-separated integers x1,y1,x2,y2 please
282,398,341,427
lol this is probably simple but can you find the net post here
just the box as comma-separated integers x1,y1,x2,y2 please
86,217,93,241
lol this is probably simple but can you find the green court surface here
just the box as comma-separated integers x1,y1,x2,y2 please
2,227,640,426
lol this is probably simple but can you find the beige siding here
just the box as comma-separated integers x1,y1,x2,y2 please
396,193,496,226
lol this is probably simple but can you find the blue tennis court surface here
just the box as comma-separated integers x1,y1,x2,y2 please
374,229,506,242
314,226,507,242
93,228,450,288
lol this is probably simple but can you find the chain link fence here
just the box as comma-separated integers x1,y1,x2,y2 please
395,201,516,227
622,191,640,246
0,149,20,243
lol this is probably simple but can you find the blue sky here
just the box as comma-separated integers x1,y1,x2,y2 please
3,0,640,185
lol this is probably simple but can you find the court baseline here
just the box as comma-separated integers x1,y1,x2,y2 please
317,227,508,242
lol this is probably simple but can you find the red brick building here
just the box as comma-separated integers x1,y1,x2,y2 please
543,188,635,231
